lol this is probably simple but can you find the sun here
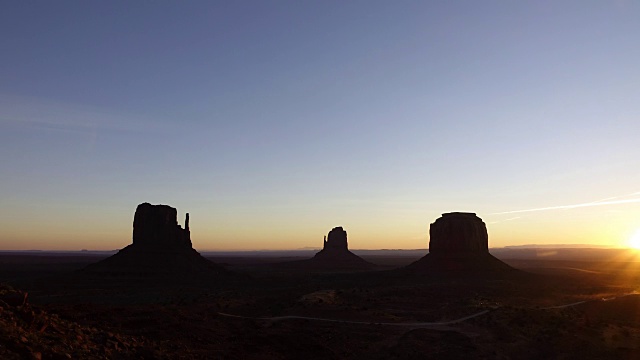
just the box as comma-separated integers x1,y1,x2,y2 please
628,229,640,250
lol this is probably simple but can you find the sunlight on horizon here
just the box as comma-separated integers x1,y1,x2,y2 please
628,229,640,250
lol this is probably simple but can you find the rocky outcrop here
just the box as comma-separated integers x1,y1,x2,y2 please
0,283,160,359
0,286,28,307
429,212,488,254
323,227,348,251
405,212,514,273
275,227,375,271
84,203,223,277
132,202,191,249
311,227,372,268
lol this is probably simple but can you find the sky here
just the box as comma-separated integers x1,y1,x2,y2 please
1,1,639,251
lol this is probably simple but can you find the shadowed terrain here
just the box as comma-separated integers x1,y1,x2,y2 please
2,248,640,359
2,209,640,359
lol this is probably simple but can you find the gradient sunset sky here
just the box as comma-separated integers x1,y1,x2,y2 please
1,1,639,251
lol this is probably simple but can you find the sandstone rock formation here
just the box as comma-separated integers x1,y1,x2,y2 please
132,202,192,249
429,212,488,254
311,227,372,267
275,227,374,271
323,227,348,251
405,212,513,273
84,203,223,277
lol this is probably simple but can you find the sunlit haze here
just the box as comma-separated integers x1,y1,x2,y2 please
1,2,639,251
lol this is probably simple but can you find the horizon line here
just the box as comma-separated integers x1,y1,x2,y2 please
0,244,628,253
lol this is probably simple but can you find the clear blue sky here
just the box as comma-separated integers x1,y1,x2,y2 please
1,1,639,250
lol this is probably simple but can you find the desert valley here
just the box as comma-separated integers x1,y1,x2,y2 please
2,203,640,359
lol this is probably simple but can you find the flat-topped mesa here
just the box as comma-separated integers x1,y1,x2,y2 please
132,202,192,249
323,226,348,251
429,212,488,254
404,212,514,274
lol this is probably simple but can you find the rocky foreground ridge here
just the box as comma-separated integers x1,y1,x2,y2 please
0,283,162,359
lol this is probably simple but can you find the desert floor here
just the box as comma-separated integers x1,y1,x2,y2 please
1,248,640,359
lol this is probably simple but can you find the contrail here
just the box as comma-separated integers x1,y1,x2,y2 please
591,191,640,204
488,216,521,224
491,198,640,215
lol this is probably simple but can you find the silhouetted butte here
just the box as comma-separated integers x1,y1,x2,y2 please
84,203,224,277
405,212,514,273
276,227,374,271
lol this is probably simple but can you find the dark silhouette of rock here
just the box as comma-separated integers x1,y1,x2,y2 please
275,227,375,271
405,212,514,273
84,203,224,277
133,203,192,248
312,227,373,267
323,227,348,251
429,212,488,254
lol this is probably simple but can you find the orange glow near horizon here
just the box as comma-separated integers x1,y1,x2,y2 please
0,202,637,251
